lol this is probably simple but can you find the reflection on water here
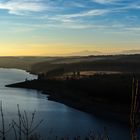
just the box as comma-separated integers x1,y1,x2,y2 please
0,68,133,140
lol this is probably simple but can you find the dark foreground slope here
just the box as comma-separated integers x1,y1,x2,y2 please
6,74,140,121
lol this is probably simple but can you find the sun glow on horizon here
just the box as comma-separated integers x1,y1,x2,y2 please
0,42,139,56
0,0,140,56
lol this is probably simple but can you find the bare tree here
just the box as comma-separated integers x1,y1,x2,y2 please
13,105,43,140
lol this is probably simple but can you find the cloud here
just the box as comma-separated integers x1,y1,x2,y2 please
0,0,46,15
62,9,109,18
69,2,86,8
111,1,140,11
43,9,109,23
1,0,140,31
91,0,120,4
40,8,110,29
126,2,140,10
124,27,140,33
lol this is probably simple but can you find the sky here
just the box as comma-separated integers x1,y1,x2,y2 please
0,0,140,56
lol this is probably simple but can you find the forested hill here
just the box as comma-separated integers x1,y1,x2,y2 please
0,54,140,74
30,54,140,74
0,57,56,70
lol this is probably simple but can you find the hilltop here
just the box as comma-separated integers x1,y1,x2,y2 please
0,54,140,75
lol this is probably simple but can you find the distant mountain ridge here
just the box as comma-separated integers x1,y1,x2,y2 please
120,50,140,54
65,50,103,56
42,50,103,56
42,49,140,56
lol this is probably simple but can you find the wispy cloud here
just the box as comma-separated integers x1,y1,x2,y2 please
0,0,46,15
91,0,121,4
124,27,140,33
40,8,110,30
63,1,86,8
124,2,140,10
62,9,109,18
42,9,109,24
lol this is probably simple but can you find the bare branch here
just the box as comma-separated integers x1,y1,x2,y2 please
29,119,43,135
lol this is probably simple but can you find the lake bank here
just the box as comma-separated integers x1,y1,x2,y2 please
6,74,138,122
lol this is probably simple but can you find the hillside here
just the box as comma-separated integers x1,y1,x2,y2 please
0,57,56,70
30,54,140,74
0,54,140,75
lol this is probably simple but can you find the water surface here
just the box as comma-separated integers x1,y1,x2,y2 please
0,68,134,139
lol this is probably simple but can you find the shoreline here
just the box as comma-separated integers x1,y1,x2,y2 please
6,77,133,123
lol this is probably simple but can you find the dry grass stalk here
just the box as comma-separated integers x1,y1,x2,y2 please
0,101,11,140
13,105,43,140
130,78,140,140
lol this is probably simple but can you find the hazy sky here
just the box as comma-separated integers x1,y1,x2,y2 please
0,0,140,56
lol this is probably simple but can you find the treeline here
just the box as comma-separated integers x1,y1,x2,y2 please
31,54,140,74
0,54,140,74
0,57,54,70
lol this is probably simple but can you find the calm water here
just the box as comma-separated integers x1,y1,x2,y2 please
0,68,135,139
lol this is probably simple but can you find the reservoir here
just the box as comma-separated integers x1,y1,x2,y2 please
0,68,135,140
